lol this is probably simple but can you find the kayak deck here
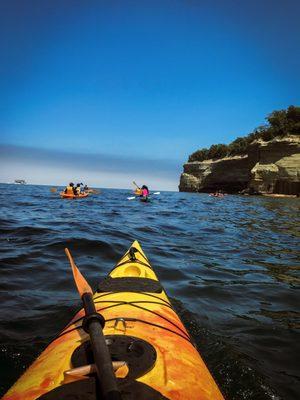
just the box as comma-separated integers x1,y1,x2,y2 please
3,241,224,400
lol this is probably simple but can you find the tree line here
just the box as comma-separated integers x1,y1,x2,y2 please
188,106,300,162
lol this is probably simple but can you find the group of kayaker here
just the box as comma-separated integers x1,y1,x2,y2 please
62,181,151,202
64,182,89,196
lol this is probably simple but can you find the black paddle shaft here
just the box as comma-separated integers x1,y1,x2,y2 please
82,292,122,400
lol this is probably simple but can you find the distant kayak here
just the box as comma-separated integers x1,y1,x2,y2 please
209,193,225,198
128,192,160,201
140,196,150,202
60,192,89,199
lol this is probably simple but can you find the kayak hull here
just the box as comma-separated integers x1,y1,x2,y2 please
60,192,89,199
3,241,224,400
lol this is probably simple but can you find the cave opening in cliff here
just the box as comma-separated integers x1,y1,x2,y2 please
273,180,300,195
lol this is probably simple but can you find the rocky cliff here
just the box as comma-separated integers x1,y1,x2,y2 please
179,136,300,195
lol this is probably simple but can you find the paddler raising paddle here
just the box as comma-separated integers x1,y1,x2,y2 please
133,181,149,195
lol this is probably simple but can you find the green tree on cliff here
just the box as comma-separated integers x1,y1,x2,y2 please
228,137,249,155
188,105,300,162
188,148,209,162
287,106,300,134
207,144,228,159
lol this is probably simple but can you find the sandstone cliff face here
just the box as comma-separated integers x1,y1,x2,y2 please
249,137,300,195
179,156,251,193
179,136,300,195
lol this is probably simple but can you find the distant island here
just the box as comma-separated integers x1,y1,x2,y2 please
14,179,27,184
179,106,300,196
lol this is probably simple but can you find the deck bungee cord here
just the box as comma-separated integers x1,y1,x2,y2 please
55,300,191,344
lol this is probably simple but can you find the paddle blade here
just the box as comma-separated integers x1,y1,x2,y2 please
153,192,160,195
65,248,93,296
127,196,136,200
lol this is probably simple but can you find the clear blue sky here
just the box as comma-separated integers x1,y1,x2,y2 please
0,0,299,189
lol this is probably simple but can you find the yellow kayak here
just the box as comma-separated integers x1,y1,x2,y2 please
3,241,224,400
60,192,89,199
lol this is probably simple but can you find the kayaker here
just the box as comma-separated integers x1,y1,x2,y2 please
64,182,76,195
140,185,150,198
75,183,81,195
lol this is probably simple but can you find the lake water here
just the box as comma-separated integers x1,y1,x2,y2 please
0,184,299,399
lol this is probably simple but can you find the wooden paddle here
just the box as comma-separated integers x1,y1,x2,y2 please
65,248,121,400
132,181,140,190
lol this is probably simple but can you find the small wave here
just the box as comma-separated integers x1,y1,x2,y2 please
7,226,54,236
44,237,119,259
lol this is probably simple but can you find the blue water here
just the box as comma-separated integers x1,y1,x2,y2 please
0,184,299,399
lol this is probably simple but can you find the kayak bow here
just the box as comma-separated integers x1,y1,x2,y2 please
3,241,224,400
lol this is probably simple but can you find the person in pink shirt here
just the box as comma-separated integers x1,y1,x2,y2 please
140,185,150,198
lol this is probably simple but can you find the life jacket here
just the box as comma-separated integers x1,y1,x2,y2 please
75,186,81,195
141,188,149,197
66,186,74,195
